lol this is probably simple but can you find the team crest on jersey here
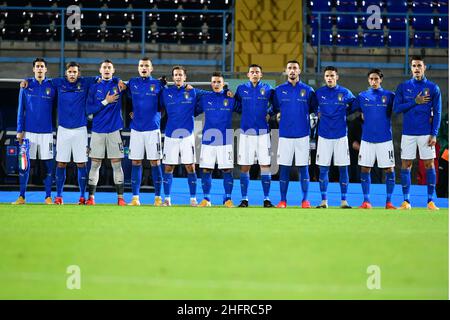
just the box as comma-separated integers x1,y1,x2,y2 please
338,93,343,101
112,87,118,94
300,89,306,97
223,99,229,106
423,88,430,95
382,96,387,104
260,88,265,96
77,83,82,90
184,92,190,100
150,84,155,92
45,87,51,95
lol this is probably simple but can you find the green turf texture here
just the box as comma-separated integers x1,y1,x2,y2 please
0,204,447,299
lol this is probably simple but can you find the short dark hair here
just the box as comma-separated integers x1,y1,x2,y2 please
324,66,338,73
100,59,113,66
367,68,383,78
248,64,262,72
172,65,186,76
140,57,152,63
66,61,80,70
410,55,424,63
33,57,47,67
211,71,223,78
287,60,301,67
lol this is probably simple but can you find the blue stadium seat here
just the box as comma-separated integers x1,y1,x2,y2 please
309,14,334,29
412,16,435,31
387,15,407,30
438,16,449,31
311,29,334,45
360,0,386,10
387,32,408,47
309,0,333,12
437,0,449,14
386,1,408,12
336,15,359,29
335,0,358,12
413,31,436,47
336,31,359,46
439,32,448,47
362,30,385,46
411,1,434,13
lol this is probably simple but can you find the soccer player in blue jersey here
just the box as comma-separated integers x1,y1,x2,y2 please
394,56,442,210
351,69,397,210
126,57,164,206
86,59,126,206
234,64,275,208
160,66,203,207
315,66,355,209
195,72,237,207
272,60,318,208
13,58,56,205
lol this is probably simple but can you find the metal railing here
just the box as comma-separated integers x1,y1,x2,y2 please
306,10,448,74
0,6,234,76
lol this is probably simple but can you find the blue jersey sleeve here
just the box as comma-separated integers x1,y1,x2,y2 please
267,88,276,117
50,77,64,88
387,92,395,118
345,89,356,112
194,96,204,117
17,88,26,133
233,88,242,114
431,85,442,136
393,83,416,114
86,84,105,115
350,95,361,113
83,76,99,88
309,90,319,115
271,89,280,114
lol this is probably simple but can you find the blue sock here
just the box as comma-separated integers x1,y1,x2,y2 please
299,166,309,202
426,168,436,203
385,171,395,203
77,166,87,198
401,169,411,202
319,166,329,201
261,172,271,200
188,172,197,197
279,165,290,202
131,164,142,196
240,172,249,200
223,171,233,201
43,160,54,198
163,172,173,197
19,166,30,199
339,166,349,201
360,171,371,203
151,164,163,197
202,171,212,201
55,167,66,197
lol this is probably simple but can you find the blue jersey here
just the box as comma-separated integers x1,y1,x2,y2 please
87,79,124,133
127,76,163,132
161,86,204,138
234,81,273,135
316,85,355,139
50,76,97,129
272,81,318,139
393,77,442,136
195,90,237,146
17,77,56,133
351,87,395,143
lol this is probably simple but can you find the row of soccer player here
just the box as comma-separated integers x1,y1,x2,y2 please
12,56,441,210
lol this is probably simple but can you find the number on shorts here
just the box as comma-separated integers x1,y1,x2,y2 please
388,150,394,160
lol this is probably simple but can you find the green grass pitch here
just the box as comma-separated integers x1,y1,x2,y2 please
0,204,447,299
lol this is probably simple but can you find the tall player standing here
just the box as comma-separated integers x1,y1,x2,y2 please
272,60,317,208
85,60,126,206
351,69,397,209
13,58,56,205
315,66,355,209
126,57,164,206
394,56,442,210
234,64,275,208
